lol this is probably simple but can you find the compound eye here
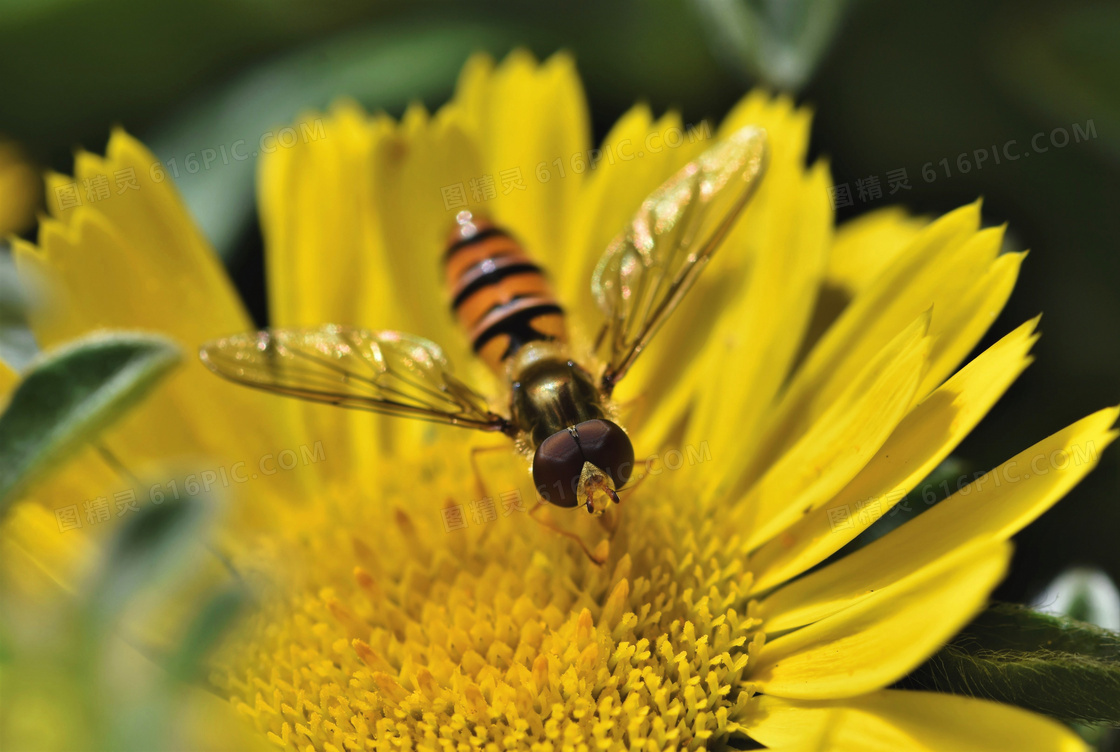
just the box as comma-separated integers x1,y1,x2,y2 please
532,430,585,507
573,419,635,488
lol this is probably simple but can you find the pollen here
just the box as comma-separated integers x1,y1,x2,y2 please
211,455,764,751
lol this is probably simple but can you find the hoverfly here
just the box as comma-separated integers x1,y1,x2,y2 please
200,125,768,516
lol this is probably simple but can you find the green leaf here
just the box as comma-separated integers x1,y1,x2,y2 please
0,332,180,512
691,0,850,91
0,247,38,370
146,21,513,257
86,494,210,632
166,582,249,682
902,602,1120,727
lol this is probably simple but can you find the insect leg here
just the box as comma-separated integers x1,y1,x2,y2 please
466,443,516,548
469,443,511,500
589,454,659,538
619,457,658,501
528,502,610,566
95,442,142,487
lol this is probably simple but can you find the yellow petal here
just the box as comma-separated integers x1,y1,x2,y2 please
757,405,1118,632
687,158,831,473
564,106,703,335
827,207,929,294
702,91,822,428
366,106,500,457
718,90,813,167
258,105,399,468
0,357,17,404
918,247,1023,396
369,105,485,360
261,104,388,330
0,501,95,600
627,92,830,454
730,311,930,549
750,317,1039,595
14,131,317,510
750,201,1000,480
13,220,211,471
9,445,121,523
580,110,718,446
0,137,41,234
747,690,1088,752
751,541,1010,699
48,132,250,334
455,51,590,278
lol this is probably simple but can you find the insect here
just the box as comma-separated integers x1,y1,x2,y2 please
200,125,768,517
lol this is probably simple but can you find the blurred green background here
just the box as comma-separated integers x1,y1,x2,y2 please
1,0,1117,604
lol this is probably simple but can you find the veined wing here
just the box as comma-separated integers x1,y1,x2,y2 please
199,325,511,433
591,125,769,392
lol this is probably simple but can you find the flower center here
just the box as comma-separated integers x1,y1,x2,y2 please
212,450,765,750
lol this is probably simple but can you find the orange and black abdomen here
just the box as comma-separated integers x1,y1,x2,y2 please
445,213,566,373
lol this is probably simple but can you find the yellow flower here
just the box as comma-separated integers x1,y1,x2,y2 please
0,137,41,235
5,51,1118,751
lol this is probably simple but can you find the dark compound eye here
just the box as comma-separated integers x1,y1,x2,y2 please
573,419,634,489
531,419,635,507
532,429,585,507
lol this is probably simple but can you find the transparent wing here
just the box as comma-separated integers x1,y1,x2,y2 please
591,125,769,392
199,325,511,433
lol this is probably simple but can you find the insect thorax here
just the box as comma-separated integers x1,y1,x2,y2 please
507,341,607,447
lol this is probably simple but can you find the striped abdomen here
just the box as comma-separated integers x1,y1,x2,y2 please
445,212,567,373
